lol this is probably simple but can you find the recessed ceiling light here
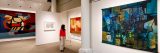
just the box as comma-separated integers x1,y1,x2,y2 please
8,4,10,6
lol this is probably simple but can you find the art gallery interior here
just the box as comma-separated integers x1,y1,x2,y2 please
0,0,159,53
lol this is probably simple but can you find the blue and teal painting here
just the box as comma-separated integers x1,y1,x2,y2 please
0,10,35,39
102,0,157,52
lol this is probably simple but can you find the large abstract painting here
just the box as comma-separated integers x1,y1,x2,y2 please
70,17,81,34
102,0,157,52
0,10,35,39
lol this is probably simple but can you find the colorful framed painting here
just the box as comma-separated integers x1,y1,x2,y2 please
0,10,35,39
70,17,81,34
102,0,157,52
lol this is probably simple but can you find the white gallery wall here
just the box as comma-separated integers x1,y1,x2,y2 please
36,11,64,45
0,0,49,42
158,0,160,52
57,11,69,40
91,0,159,53
67,7,81,43
59,7,81,43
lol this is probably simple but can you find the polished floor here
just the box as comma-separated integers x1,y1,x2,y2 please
0,39,81,53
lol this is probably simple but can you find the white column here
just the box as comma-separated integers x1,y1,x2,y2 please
79,0,92,53
51,0,56,12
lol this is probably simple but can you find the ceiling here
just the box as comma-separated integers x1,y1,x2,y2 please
0,0,97,12
0,0,51,11
56,0,81,12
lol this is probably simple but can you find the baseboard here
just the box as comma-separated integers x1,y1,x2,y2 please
0,36,35,42
79,48,92,53
36,40,59,46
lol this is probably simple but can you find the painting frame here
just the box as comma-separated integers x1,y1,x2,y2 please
0,9,35,39
102,0,157,52
70,17,81,34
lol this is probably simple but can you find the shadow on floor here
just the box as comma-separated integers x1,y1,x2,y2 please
0,39,81,53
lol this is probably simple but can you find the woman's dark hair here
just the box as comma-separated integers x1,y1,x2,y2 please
61,24,65,30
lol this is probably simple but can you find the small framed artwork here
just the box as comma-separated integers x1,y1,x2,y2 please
44,22,55,31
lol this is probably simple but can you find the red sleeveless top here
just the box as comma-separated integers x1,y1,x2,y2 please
60,29,66,37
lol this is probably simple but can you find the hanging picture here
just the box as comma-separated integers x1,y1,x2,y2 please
70,17,81,34
44,22,55,31
102,0,157,52
0,10,35,39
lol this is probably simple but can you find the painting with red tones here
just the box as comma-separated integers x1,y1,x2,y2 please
0,9,35,39
70,17,81,34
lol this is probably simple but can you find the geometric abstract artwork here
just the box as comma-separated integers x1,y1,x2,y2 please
102,0,157,52
70,17,81,34
0,10,35,39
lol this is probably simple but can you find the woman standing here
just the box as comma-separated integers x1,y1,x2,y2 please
59,24,66,52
